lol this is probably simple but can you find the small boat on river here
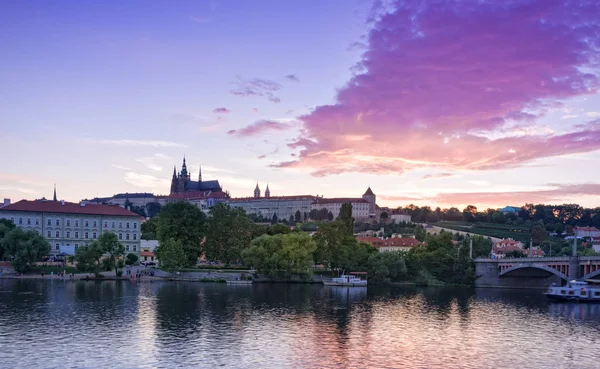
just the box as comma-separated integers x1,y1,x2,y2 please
323,272,367,287
226,280,252,285
545,280,600,302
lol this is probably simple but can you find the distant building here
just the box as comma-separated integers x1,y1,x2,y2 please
312,187,377,219
0,197,142,256
574,227,600,239
170,156,222,194
228,185,315,221
492,238,545,258
500,206,520,215
357,235,421,252
390,214,412,223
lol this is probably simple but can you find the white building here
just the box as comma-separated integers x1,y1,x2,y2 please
311,197,371,219
390,214,412,223
0,199,142,256
228,184,315,221
574,227,600,239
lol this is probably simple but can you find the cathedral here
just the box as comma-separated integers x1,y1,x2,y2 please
169,157,223,194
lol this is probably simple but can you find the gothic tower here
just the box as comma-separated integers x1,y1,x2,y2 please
170,166,178,194
265,184,270,198
362,187,376,216
254,183,261,198
53,184,57,202
198,165,202,182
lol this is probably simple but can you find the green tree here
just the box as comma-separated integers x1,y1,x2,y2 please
327,211,334,221
289,215,295,224
0,228,50,273
98,232,125,275
242,233,316,280
126,253,139,265
204,203,254,264
462,205,477,222
337,203,355,235
504,249,527,258
554,223,564,234
267,224,291,235
156,202,207,266
75,241,104,276
155,238,187,272
146,202,162,218
271,213,278,224
0,219,17,259
141,217,158,240
295,210,302,223
414,225,427,242
380,212,389,221
531,223,548,244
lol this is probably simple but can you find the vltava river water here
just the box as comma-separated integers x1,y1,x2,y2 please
0,279,599,369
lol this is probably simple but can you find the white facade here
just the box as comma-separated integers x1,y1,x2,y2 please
228,196,315,221
311,199,370,219
390,214,412,223
0,204,142,256
574,227,600,239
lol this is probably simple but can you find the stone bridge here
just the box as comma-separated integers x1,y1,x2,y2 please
474,256,600,289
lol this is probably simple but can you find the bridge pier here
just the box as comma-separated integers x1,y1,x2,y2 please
569,256,580,280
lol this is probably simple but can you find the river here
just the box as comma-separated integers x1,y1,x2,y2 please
0,279,598,369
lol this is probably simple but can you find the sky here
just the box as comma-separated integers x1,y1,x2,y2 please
1,0,600,210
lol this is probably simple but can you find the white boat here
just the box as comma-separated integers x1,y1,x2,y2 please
545,280,600,302
323,272,367,287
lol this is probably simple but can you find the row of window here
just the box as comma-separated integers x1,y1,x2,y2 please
13,217,137,229
54,244,138,252
46,231,137,240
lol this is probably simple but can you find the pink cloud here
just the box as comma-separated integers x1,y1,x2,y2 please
228,120,294,137
213,107,231,114
421,173,454,180
276,1,600,176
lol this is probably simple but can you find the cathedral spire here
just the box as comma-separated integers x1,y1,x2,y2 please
172,166,177,178
180,155,188,177
53,184,57,202
265,183,270,198
254,182,261,198
198,165,202,182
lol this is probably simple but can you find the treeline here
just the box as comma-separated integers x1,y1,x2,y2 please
399,203,600,228
0,219,50,272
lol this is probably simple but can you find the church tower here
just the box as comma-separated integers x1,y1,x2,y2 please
254,183,261,198
170,166,178,194
53,184,57,202
265,184,270,198
181,156,189,178
362,187,376,216
198,166,202,182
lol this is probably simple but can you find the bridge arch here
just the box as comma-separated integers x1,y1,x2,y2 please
582,269,600,281
499,264,569,281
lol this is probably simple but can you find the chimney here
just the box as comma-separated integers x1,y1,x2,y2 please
3,198,10,207
61,200,65,206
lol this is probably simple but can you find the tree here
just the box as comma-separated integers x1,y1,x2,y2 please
327,211,334,222
462,205,477,222
554,223,564,234
414,225,427,242
0,219,16,260
98,232,125,276
75,241,104,276
531,223,548,244
295,210,302,223
380,212,389,221
242,233,316,280
271,213,278,224
204,203,254,264
338,203,355,236
289,215,295,224
141,217,158,240
504,250,527,258
0,228,50,273
156,202,207,266
126,253,139,265
146,202,162,218
155,238,187,272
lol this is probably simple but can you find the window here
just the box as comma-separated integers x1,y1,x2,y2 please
75,232,79,238
133,245,137,252
66,231,70,238
112,222,115,228
93,232,97,239
93,221,97,227
119,222,123,228
133,223,137,229
126,245,130,252
126,222,130,229
56,219,60,226
133,234,137,240
27,218,31,225
47,231,51,238
75,220,79,227
85,221,89,227
55,231,60,238
126,234,130,240
104,222,108,228
35,219,39,225
19,218,23,225
56,244,59,250
85,232,89,239
119,233,123,240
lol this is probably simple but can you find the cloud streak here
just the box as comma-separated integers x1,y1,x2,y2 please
213,107,231,114
231,78,282,103
228,120,295,137
276,1,600,177
99,140,187,148
285,74,299,82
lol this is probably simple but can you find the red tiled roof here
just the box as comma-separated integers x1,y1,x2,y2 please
140,251,155,257
313,198,369,205
0,200,140,217
228,195,316,202
493,239,523,247
575,226,600,232
357,236,421,248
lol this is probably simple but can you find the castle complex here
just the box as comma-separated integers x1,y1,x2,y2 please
170,156,222,194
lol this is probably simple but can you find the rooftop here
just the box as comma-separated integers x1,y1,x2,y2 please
167,191,229,201
228,195,316,202
312,197,369,205
0,200,140,217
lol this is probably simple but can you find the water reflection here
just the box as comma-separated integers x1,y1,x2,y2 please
1,279,600,368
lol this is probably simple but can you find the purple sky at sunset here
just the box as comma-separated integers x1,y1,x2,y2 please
1,0,600,210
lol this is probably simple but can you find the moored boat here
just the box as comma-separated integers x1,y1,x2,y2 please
323,272,367,287
226,280,253,285
545,280,600,302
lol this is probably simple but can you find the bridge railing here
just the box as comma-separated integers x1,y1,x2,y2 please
475,256,600,263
